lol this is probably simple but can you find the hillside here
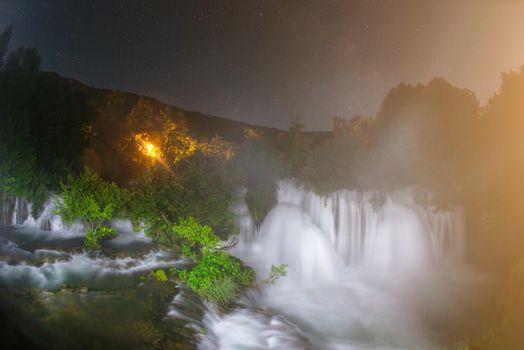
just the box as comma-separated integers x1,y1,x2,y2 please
41,71,284,144
22,72,325,184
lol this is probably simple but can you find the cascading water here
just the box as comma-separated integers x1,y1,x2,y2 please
1,194,79,233
0,184,476,348
0,216,195,349
23,196,75,233
1,195,152,241
1,196,30,225
199,180,472,349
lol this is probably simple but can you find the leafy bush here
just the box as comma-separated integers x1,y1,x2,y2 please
129,151,287,305
177,251,254,305
167,219,287,306
0,27,90,202
196,276,239,306
143,216,254,306
55,168,129,249
84,226,117,249
172,217,220,258
0,145,47,216
131,152,238,241
151,269,168,282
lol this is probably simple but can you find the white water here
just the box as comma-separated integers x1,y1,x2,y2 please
7,196,150,243
14,195,83,235
0,224,180,290
199,180,470,349
0,247,180,289
1,197,165,290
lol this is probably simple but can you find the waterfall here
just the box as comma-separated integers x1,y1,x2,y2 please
22,196,70,232
0,195,63,230
201,180,469,350
233,180,465,279
1,195,145,240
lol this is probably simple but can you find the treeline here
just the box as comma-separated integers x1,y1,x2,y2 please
0,27,92,214
299,78,481,195
296,71,524,268
0,26,288,214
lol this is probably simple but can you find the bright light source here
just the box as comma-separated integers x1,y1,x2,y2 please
135,133,160,159
145,142,158,157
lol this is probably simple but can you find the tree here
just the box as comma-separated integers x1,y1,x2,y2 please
0,144,47,216
169,217,254,305
131,151,239,241
0,26,90,197
0,26,12,68
370,78,480,189
55,168,129,249
160,119,199,164
477,64,524,263
152,217,286,306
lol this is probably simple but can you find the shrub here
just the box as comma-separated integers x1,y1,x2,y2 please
84,226,117,249
55,168,129,249
151,269,169,282
177,251,254,305
130,152,238,241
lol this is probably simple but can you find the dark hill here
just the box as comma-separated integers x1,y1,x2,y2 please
40,71,285,143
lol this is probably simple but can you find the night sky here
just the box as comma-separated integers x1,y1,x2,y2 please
2,0,524,130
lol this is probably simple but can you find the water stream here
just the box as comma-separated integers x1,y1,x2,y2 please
0,181,484,349
0,199,196,349
199,181,481,349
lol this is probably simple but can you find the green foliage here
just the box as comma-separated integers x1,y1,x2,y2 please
131,152,238,240
171,217,220,253
0,144,47,215
0,145,38,197
260,264,288,285
126,142,286,307
151,269,169,282
0,26,90,216
84,226,117,249
57,168,128,226
158,217,255,305
177,251,254,305
197,276,239,306
137,213,257,306
56,168,128,249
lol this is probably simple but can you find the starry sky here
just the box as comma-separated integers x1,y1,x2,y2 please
2,0,524,130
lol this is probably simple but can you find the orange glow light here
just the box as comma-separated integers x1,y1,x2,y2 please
144,142,158,158
135,133,160,159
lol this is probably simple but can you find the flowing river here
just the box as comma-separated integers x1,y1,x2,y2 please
0,181,487,349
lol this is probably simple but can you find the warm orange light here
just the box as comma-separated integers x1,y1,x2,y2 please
144,142,158,158
135,133,160,159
